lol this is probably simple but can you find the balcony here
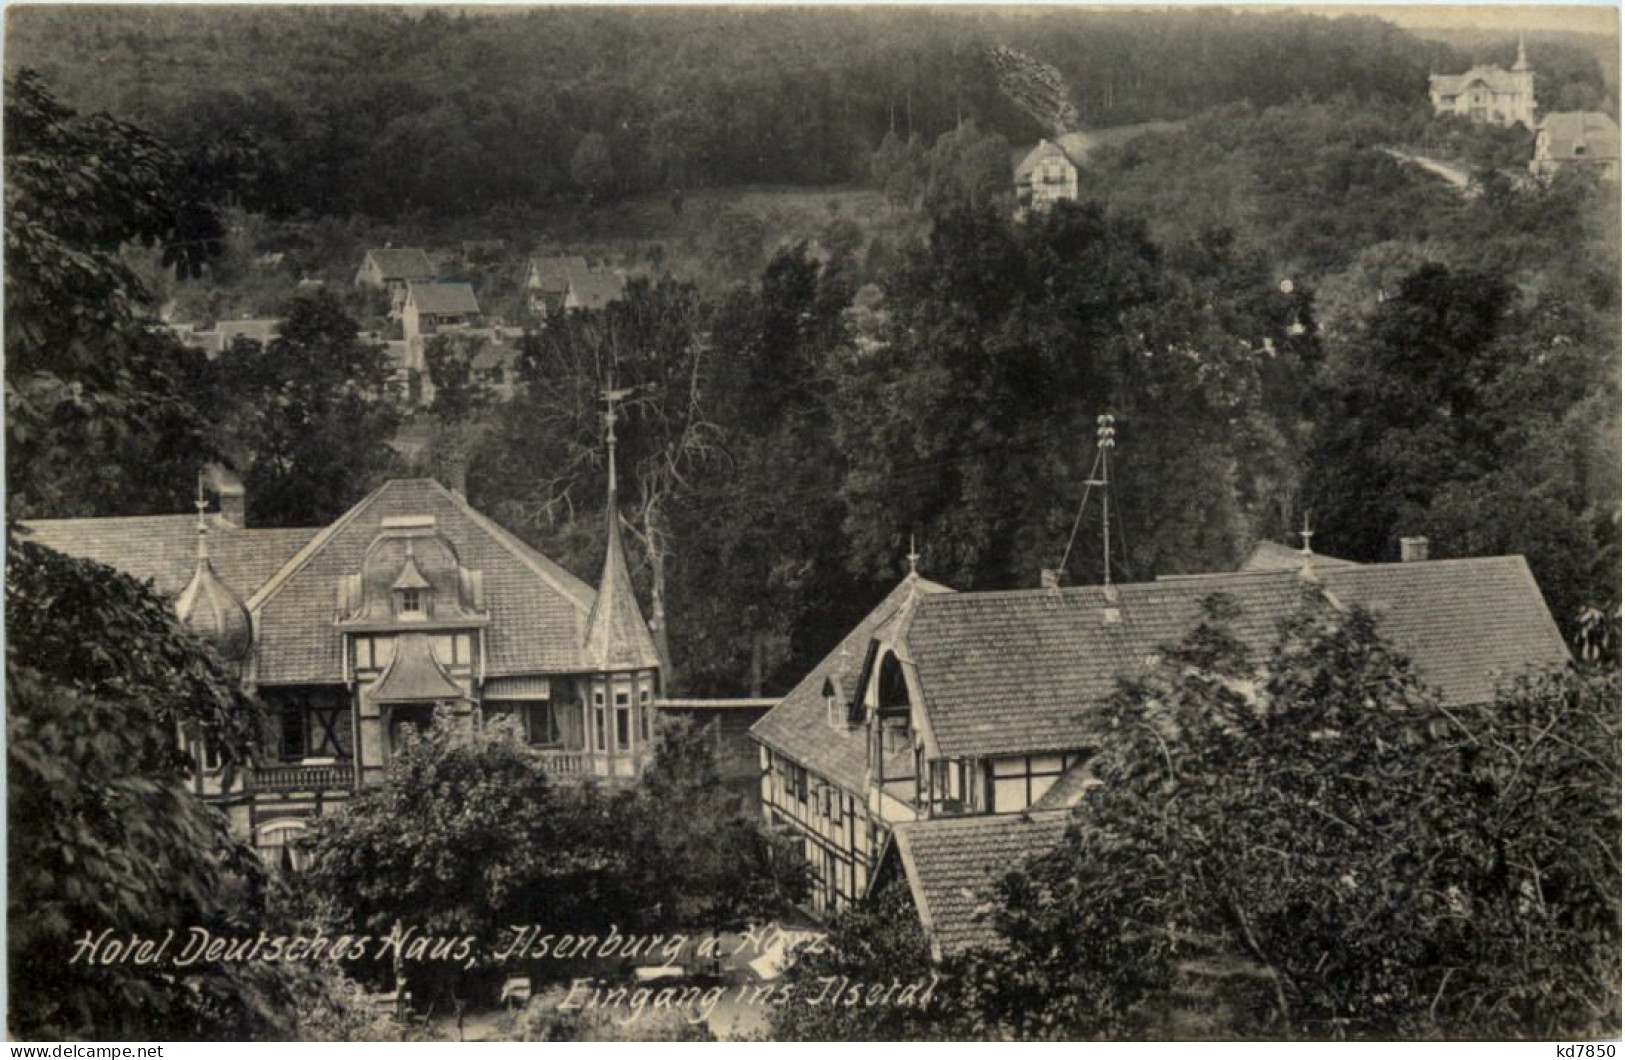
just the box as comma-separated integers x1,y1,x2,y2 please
253,760,356,793
535,749,648,781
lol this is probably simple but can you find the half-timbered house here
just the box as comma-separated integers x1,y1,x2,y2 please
751,545,1572,953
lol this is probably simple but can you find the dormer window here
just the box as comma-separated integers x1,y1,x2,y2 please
390,548,432,620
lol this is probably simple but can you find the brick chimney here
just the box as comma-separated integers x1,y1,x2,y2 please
1400,536,1429,563
1040,568,1062,590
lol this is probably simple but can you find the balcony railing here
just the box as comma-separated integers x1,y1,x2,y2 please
535,749,650,780
253,761,355,793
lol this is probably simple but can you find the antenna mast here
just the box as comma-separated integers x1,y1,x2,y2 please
1097,414,1116,588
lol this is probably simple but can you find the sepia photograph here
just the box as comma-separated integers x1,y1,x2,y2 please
3,1,1620,1044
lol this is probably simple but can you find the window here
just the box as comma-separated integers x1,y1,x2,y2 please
400,589,422,614
281,709,304,761
616,705,631,750
279,701,351,761
593,691,606,752
430,634,471,666
988,754,1082,812
639,689,652,742
526,702,562,747
257,821,310,873
191,735,221,773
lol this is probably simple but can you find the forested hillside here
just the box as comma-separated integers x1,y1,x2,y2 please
7,6,1610,218
5,8,1619,698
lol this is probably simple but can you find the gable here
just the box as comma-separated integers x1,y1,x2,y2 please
887,810,1074,957
1014,139,1080,182
750,575,953,795
365,248,435,280
250,479,594,685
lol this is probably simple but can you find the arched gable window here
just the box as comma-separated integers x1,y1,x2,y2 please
877,653,910,716
876,653,912,759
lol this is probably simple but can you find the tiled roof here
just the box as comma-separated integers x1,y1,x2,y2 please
1537,111,1621,161
904,558,1569,759
528,256,591,294
567,272,627,311
1014,138,1081,181
1241,539,1357,572
248,479,595,685
890,810,1074,956
19,515,315,601
582,502,662,673
364,248,435,280
1430,65,1525,95
1316,558,1570,708
405,282,480,317
749,575,953,795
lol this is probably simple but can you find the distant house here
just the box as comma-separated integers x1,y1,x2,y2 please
1531,111,1620,180
217,318,283,350
171,317,283,359
1013,138,1082,216
1428,41,1535,128
355,248,436,318
564,271,627,313
525,256,591,315
402,282,480,339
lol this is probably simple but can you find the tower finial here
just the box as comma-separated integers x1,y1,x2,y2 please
194,470,210,562
906,533,920,575
1299,511,1315,557
600,383,635,498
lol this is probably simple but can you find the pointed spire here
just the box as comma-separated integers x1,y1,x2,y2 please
584,384,662,674
1514,35,1531,71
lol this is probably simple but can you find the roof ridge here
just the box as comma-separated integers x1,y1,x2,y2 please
244,480,394,612
430,481,596,613
895,808,1073,834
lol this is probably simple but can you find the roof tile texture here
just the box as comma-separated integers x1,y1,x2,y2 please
750,576,952,794
894,810,1073,955
251,479,594,685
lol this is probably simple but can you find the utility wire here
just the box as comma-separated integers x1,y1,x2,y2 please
1055,446,1103,578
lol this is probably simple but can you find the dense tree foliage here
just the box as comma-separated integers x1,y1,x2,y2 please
209,290,405,527
957,594,1621,1039
783,596,1620,1040
4,70,224,519
769,878,962,1041
8,8,1609,220
8,539,296,1039
301,712,805,1006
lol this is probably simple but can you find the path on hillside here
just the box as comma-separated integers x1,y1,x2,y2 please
1380,147,1476,195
